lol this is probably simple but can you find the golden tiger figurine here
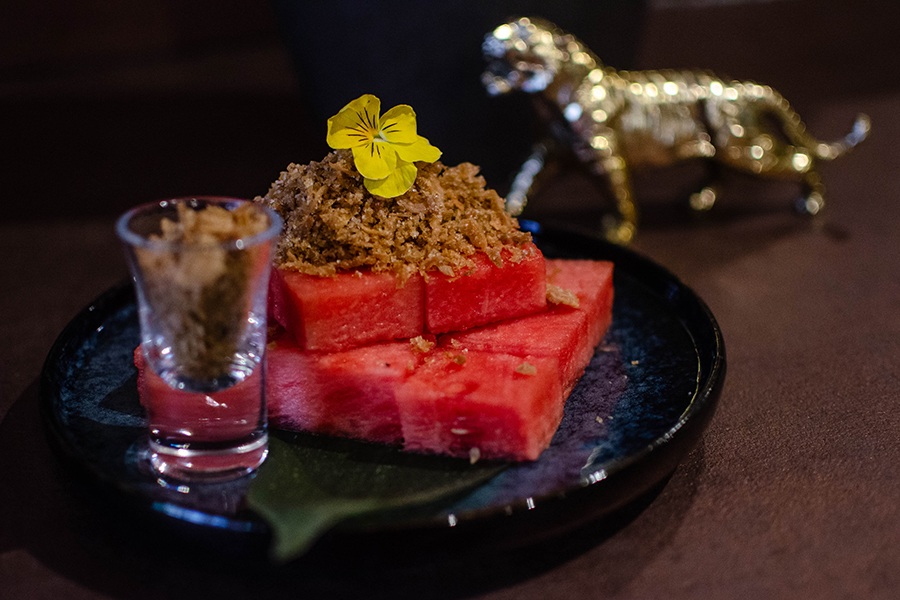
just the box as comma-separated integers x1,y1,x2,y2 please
482,17,870,244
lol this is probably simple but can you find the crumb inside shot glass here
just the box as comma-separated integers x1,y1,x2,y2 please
117,197,282,482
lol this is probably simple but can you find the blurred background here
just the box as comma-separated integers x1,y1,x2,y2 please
2,0,895,222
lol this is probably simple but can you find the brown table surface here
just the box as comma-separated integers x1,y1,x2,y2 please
2,1,898,598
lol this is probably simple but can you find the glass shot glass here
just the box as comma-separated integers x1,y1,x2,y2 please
116,197,282,482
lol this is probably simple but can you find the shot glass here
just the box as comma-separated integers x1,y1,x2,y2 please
117,197,282,482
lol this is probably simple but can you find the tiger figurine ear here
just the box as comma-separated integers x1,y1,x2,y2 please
483,17,870,244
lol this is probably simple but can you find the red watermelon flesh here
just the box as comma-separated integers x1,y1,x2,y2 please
396,351,563,461
547,259,615,345
266,333,418,445
441,259,614,395
271,267,425,352
269,243,547,352
424,242,547,334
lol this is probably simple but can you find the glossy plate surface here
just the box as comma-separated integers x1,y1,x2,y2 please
40,222,725,555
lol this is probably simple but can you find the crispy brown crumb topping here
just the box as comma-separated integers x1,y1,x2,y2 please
135,203,271,381
254,150,531,281
546,284,580,308
409,335,436,353
157,202,269,247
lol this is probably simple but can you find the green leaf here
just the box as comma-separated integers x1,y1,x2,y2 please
246,432,507,562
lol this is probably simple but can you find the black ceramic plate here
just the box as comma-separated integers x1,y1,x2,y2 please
40,222,725,555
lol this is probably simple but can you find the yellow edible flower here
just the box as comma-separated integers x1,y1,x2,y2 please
326,94,441,198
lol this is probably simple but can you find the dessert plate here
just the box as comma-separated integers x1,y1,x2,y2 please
40,222,725,560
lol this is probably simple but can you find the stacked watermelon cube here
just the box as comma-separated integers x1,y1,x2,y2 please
265,249,614,461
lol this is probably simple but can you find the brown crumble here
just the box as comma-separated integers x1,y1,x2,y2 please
410,335,436,353
547,283,580,308
136,202,270,381
469,447,481,464
158,202,269,245
515,362,538,376
448,352,468,366
254,150,532,281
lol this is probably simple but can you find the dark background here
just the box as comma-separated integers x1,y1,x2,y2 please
5,0,894,222
2,0,652,222
2,1,898,598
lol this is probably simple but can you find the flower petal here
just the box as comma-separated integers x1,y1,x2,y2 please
364,162,419,198
352,142,397,180
326,94,381,149
393,135,442,164
379,105,419,144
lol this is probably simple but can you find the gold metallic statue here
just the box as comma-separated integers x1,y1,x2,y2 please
482,17,870,244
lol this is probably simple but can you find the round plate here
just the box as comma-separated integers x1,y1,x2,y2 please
40,222,725,557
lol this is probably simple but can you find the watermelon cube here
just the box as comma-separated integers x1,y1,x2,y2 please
425,242,547,334
270,267,425,352
545,259,615,345
442,259,614,394
396,351,563,461
266,333,418,445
